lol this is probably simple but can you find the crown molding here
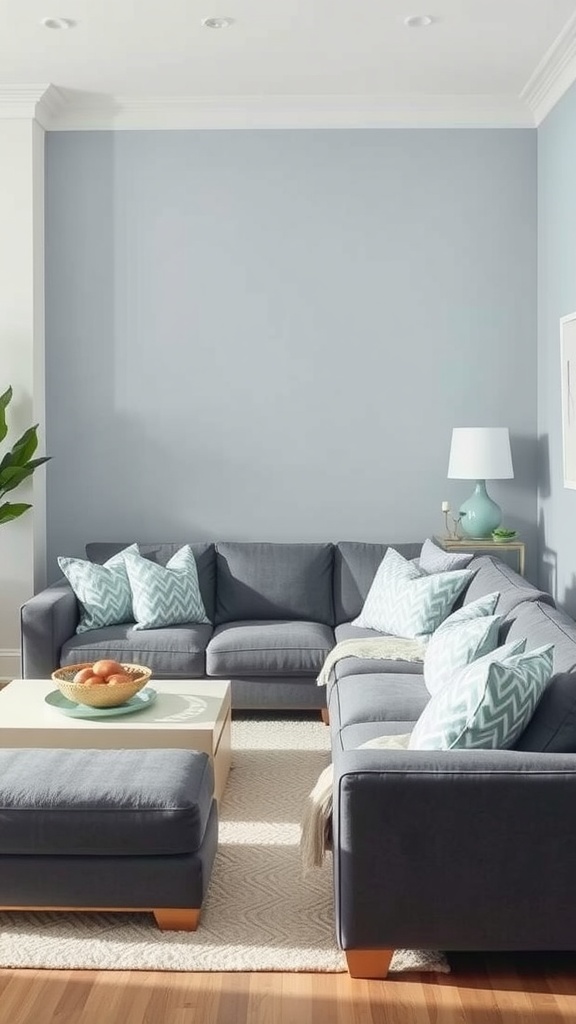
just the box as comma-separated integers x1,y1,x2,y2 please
38,91,535,131
521,11,576,124
0,85,53,120
35,84,72,128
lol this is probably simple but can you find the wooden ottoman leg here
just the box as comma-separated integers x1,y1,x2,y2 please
153,908,200,931
345,949,394,979
321,708,330,726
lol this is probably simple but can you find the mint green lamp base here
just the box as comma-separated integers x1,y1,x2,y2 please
459,481,502,539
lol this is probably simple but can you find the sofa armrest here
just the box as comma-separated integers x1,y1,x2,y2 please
333,746,576,953
20,580,79,678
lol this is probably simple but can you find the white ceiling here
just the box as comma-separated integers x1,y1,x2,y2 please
1,0,576,128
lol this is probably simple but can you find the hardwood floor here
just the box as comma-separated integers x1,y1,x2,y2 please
2,954,576,1024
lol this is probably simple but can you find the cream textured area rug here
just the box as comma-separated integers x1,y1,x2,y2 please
0,718,449,974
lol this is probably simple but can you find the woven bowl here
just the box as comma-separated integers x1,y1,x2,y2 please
51,663,153,708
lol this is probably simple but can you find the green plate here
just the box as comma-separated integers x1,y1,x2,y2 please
44,687,157,719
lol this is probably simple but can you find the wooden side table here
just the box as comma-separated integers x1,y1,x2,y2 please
434,536,526,577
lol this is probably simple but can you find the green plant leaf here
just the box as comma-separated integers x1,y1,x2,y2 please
9,424,39,465
0,464,35,494
0,457,51,497
0,387,50,526
0,501,32,524
0,425,39,476
0,386,12,444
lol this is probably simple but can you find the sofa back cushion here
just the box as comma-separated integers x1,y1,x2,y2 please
503,600,576,673
333,542,422,625
85,542,217,623
214,542,334,625
461,555,554,618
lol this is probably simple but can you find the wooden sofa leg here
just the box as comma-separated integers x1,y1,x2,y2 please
321,708,330,726
153,908,200,931
345,949,394,979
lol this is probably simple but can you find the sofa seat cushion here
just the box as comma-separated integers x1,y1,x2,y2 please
61,623,213,677
0,747,214,856
206,621,335,677
333,721,417,752
332,623,425,681
329,673,430,731
504,601,576,673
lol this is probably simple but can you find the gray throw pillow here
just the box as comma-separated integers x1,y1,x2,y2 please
419,537,474,573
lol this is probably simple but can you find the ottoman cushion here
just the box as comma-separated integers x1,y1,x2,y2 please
0,747,214,857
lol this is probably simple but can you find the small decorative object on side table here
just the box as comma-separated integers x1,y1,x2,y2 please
434,535,526,577
441,501,464,541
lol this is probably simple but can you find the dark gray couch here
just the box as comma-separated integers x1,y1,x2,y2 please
327,550,576,978
20,538,557,712
22,540,426,708
20,539,576,975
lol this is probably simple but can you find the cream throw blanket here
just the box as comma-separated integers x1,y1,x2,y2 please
301,637,425,872
300,733,412,872
317,636,426,687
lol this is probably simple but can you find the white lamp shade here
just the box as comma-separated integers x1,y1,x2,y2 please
447,427,514,480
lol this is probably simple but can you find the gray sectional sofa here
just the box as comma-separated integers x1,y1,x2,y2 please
20,538,576,978
327,553,576,978
22,539,551,708
22,540,345,708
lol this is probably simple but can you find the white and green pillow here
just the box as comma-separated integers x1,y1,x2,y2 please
424,594,502,696
419,537,474,573
352,547,473,639
58,543,138,634
410,641,554,751
124,545,209,630
444,592,500,623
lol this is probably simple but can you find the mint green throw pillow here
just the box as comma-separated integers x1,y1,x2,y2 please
352,547,473,639
58,543,138,634
410,641,554,751
124,545,210,630
424,614,502,696
444,593,500,622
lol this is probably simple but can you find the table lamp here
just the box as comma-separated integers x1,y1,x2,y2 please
447,427,513,539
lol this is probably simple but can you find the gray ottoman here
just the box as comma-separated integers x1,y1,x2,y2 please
0,746,218,931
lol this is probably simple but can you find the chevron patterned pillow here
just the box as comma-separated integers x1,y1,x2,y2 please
424,614,503,696
419,537,474,573
441,592,500,623
352,547,473,638
124,545,210,630
58,543,138,634
410,641,554,750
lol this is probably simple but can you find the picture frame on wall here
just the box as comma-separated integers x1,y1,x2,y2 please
560,311,576,489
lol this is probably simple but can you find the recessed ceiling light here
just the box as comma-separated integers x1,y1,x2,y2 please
201,16,234,29
41,16,76,29
404,14,434,28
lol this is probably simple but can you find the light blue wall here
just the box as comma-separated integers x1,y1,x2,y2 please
538,83,576,612
45,129,537,578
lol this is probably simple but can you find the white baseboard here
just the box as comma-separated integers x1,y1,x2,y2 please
0,649,21,682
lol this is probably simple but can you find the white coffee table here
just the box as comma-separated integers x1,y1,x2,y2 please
0,678,232,801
